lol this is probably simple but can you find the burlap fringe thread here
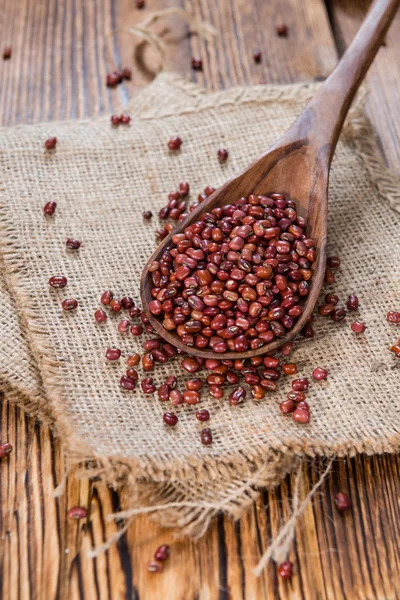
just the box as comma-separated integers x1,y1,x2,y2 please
83,457,334,575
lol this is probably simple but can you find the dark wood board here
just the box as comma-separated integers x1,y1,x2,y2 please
0,1,399,598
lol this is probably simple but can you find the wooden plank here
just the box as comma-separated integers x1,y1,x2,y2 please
328,0,400,169
0,0,399,598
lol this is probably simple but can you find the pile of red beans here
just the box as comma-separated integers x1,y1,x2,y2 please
43,151,387,439
148,192,317,353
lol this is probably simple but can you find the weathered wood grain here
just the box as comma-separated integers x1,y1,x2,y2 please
328,0,400,170
0,0,399,598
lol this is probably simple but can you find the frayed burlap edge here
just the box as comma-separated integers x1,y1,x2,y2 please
0,381,53,426
1,76,400,551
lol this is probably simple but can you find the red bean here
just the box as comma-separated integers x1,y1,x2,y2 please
183,390,200,405
121,296,135,310
312,367,328,380
301,322,315,338
94,309,107,323
387,311,400,324
44,201,57,215
335,492,352,511
332,308,347,322
292,378,309,391
292,408,310,423
259,379,277,391
44,137,57,150
325,293,339,305
280,399,295,414
278,560,293,579
3,46,12,59
229,386,246,406
152,349,168,363
106,70,122,87
191,57,203,70
218,148,228,162
261,368,280,380
118,319,130,333
318,303,335,317
154,545,170,561
158,384,170,401
389,343,400,356
0,442,13,457
110,299,122,313
127,353,140,367
275,23,288,37
49,275,67,288
181,357,201,373
200,428,213,445
351,321,366,333
282,363,297,375
296,401,310,411
324,267,335,285
253,49,262,63
169,389,183,405
287,391,306,402
126,368,138,380
120,375,136,390
327,256,340,268
62,298,78,311
101,290,113,305
68,506,87,520
226,370,240,384
144,339,160,352
142,377,156,394
263,356,279,369
347,295,359,311
142,353,154,371
130,324,143,336
66,238,81,250
179,181,190,196
163,412,178,426
168,136,182,151
165,376,177,390
251,385,265,399
186,378,204,391
280,342,293,356
147,561,163,573
106,348,121,361
149,300,162,315
196,409,210,422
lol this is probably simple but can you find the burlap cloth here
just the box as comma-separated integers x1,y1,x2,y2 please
1,73,399,556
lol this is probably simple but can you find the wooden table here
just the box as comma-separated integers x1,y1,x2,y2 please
1,1,399,598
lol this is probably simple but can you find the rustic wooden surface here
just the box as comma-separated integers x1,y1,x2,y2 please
0,1,399,598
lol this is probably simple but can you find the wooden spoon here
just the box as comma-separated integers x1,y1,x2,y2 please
141,0,399,359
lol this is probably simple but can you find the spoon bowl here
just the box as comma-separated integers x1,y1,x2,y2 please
141,0,398,359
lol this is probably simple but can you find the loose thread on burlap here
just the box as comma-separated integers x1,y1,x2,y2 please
53,467,69,498
87,462,272,558
253,458,334,577
122,8,217,71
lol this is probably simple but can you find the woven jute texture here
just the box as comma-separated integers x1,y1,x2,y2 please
0,73,399,538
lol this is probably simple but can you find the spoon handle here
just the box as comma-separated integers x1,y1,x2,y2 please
287,0,399,162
